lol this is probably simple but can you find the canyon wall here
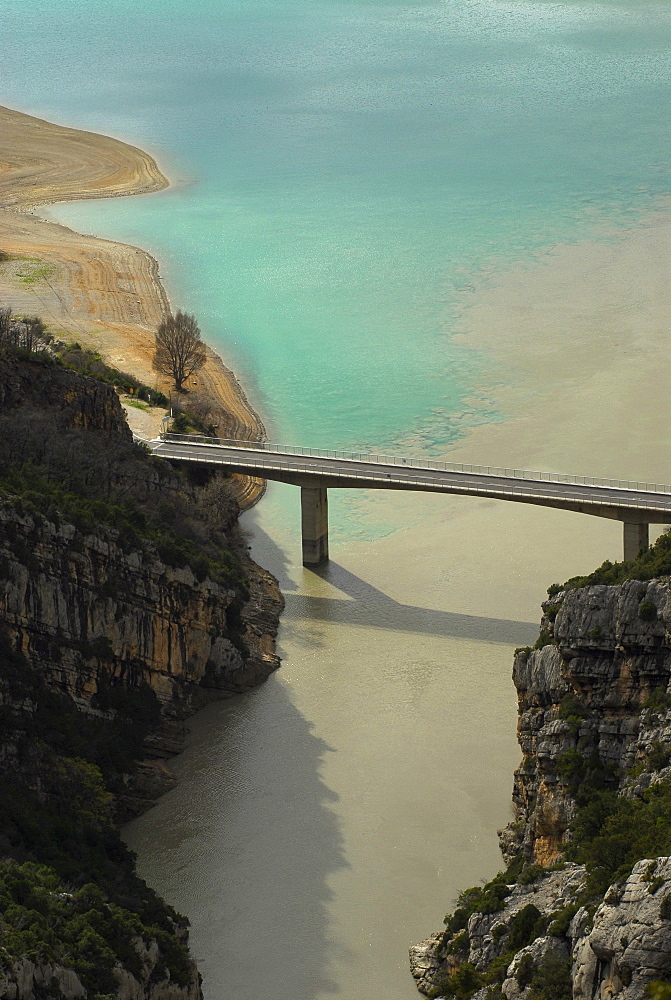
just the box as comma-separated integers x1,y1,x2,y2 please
0,356,282,999
411,567,671,1000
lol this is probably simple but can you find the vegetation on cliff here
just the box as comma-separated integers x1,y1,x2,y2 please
0,349,280,997
548,529,671,595
413,550,671,1000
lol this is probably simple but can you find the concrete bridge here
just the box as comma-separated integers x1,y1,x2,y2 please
147,433,671,566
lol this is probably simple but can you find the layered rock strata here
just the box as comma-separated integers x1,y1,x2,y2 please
0,358,282,998
411,574,671,1000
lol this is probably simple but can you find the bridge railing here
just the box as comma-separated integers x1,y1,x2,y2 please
151,447,671,513
157,432,671,497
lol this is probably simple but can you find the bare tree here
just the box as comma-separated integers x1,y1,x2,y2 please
20,316,51,353
152,310,207,392
0,306,13,346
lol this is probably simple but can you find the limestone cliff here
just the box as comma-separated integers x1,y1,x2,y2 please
0,355,283,999
0,500,282,815
411,563,671,1000
0,355,132,437
506,579,671,868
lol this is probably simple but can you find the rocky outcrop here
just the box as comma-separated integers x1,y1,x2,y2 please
412,572,671,1000
0,356,132,437
0,504,279,716
410,865,585,997
572,858,671,1000
0,358,283,999
504,579,671,866
0,358,283,801
0,946,202,1000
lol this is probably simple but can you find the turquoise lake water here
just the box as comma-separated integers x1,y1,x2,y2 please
3,4,671,998
3,0,670,455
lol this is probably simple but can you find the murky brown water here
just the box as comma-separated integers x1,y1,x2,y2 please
123,478,627,999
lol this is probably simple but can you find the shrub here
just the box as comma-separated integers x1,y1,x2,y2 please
448,930,469,955
561,529,671,590
567,778,671,897
170,407,215,437
644,687,671,715
533,629,554,650
485,953,514,984
439,962,484,999
445,906,470,935
639,600,658,622
516,953,535,990
558,694,587,724
56,344,168,406
508,904,544,951
648,984,671,1000
548,903,579,937
0,860,190,991
527,955,572,1000
647,741,671,773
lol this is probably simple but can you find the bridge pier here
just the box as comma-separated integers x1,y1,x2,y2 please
301,486,329,565
623,521,649,562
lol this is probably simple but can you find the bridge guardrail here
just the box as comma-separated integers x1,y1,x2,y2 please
153,437,671,513
157,432,671,497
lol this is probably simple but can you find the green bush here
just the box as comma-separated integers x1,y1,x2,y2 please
561,529,671,590
558,694,587,724
0,861,190,991
548,903,579,937
516,953,535,989
448,930,469,955
527,955,572,1000
566,778,671,897
518,864,546,886
171,408,215,437
485,953,515,984
645,979,671,1000
648,984,671,1000
533,629,555,650
508,904,544,951
639,600,658,622
647,742,671,772
444,906,470,935
644,687,671,715
437,962,484,1000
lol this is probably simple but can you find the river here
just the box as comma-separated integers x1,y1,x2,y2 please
3,0,670,995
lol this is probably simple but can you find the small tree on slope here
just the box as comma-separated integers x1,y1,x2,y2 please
152,310,207,392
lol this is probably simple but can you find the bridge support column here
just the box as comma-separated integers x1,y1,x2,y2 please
301,487,329,566
623,522,649,562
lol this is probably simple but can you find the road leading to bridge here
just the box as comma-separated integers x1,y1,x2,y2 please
147,433,671,565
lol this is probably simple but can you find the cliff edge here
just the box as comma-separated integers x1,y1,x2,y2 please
411,541,671,1000
0,355,282,999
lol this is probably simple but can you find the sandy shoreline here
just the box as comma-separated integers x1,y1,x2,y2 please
0,105,265,506
1,104,669,554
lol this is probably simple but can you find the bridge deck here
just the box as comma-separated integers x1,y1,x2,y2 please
148,434,671,522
